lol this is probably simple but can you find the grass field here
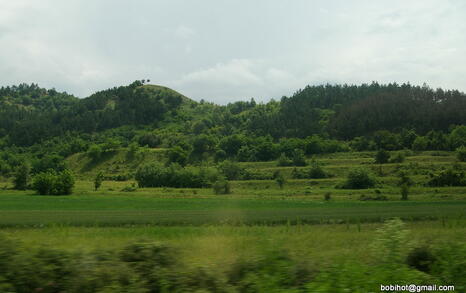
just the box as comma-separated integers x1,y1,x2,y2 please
0,150,465,291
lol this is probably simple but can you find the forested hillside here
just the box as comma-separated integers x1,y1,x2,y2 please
1,80,465,178
0,80,185,146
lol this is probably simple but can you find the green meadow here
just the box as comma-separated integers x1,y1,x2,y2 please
1,150,465,292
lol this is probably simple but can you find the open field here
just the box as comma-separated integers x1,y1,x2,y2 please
0,192,465,227
3,221,466,263
1,151,465,227
1,151,465,291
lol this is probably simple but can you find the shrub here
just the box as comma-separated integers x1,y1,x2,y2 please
291,159,328,179
94,172,104,191
137,132,161,148
217,160,244,180
374,149,390,164
32,154,67,174
359,194,387,201
87,144,103,161
390,152,405,163
127,142,139,157
456,146,466,162
135,163,217,188
275,172,286,189
412,136,429,151
308,159,327,178
241,169,274,180
406,246,436,273
32,170,75,195
13,162,30,190
277,153,293,167
168,146,188,166
427,168,465,187
324,192,331,201
212,178,231,195
400,184,409,200
237,146,256,162
291,149,307,166
342,168,376,189
398,171,413,200
121,183,137,192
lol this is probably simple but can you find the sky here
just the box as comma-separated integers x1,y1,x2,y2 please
0,0,465,103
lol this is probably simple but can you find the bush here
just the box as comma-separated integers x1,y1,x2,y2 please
400,184,409,200
32,170,75,195
324,192,331,201
168,146,189,166
406,246,436,273
94,172,104,191
217,160,245,180
308,159,327,178
121,183,137,192
291,159,328,179
412,136,429,151
277,153,293,167
241,169,274,180
212,178,231,195
427,168,466,187
13,162,30,190
359,194,387,201
291,149,307,166
390,152,405,163
374,149,390,164
456,146,466,162
342,168,376,189
87,144,103,161
135,163,217,188
32,154,67,174
398,171,413,200
275,172,286,189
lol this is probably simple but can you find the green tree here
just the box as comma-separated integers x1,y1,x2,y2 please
13,162,30,190
88,144,103,161
398,171,413,200
291,148,307,166
275,171,287,189
217,160,244,180
277,153,292,167
343,168,376,189
32,170,75,195
412,136,429,151
168,146,188,166
212,178,231,195
94,171,104,191
456,146,466,162
375,149,390,164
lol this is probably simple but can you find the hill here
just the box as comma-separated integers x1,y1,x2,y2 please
0,80,466,180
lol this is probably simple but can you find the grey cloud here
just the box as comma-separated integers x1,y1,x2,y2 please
0,0,464,103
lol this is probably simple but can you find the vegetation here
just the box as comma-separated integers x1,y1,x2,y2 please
375,149,390,164
457,146,466,162
135,163,217,188
1,81,465,290
13,162,29,190
212,178,231,195
342,168,376,189
94,171,104,191
428,167,466,187
32,170,75,195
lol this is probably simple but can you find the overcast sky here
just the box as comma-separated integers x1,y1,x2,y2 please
1,0,465,103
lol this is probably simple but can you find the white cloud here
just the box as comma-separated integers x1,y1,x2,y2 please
0,0,464,101
174,25,196,39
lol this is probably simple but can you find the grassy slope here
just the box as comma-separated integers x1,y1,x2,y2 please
0,150,464,227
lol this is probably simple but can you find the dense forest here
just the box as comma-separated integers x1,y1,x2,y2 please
1,81,466,178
